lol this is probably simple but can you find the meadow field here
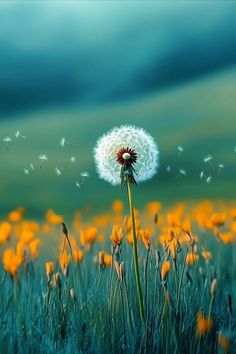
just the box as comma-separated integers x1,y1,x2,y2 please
0,200,235,353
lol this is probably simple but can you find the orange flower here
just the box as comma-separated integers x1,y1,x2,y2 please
29,239,41,258
210,213,227,227
104,253,112,267
161,260,171,281
80,227,97,248
125,216,140,233
139,229,151,250
201,251,212,263
112,199,123,213
182,218,192,234
46,209,63,225
20,230,35,244
3,248,22,276
8,208,24,223
60,251,70,270
0,221,12,244
74,248,84,263
110,225,123,246
217,333,230,353
146,201,161,214
186,252,199,265
46,262,54,278
231,221,236,233
219,232,234,244
196,312,213,337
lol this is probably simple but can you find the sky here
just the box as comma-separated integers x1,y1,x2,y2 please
0,1,236,117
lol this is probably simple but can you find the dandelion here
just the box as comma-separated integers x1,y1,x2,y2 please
15,130,26,139
206,176,212,184
175,169,186,179
55,167,62,176
218,163,224,175
177,145,184,156
3,136,11,150
94,125,159,321
203,155,215,169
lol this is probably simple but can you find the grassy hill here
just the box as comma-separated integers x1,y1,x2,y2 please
0,67,236,217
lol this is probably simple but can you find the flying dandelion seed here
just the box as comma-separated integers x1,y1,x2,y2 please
29,164,34,170
175,169,186,179
60,137,66,147
55,167,62,176
203,155,215,170
177,145,184,156
75,181,81,188
80,171,89,187
38,154,48,169
166,165,171,172
70,156,76,163
234,146,236,153
15,130,26,139
206,176,212,184
24,168,29,175
3,137,11,151
218,164,224,176
199,171,206,179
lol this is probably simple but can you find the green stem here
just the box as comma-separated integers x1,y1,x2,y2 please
127,180,145,321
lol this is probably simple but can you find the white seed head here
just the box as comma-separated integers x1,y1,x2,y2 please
94,125,159,186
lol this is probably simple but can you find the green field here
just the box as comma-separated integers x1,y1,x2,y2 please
0,67,235,216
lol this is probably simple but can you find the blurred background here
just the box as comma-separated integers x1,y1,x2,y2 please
0,0,236,216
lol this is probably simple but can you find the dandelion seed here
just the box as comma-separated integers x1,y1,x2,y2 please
24,168,29,175
206,176,212,184
203,155,215,170
55,167,62,176
218,163,224,176
175,169,186,179
15,130,26,139
3,136,11,151
70,156,76,163
60,137,66,147
199,171,206,179
166,165,171,172
38,154,48,169
234,146,236,153
29,163,34,170
177,145,184,156
76,181,81,188
80,171,89,177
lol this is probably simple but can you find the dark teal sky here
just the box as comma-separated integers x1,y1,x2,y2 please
0,1,236,117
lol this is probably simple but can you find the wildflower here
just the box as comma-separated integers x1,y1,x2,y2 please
110,225,123,246
210,213,227,226
74,248,84,263
161,260,171,281
0,221,12,244
146,201,161,215
60,251,70,270
94,125,159,186
46,209,63,224
186,252,199,265
196,311,213,336
219,232,234,244
217,332,230,353
3,248,22,276
80,227,97,250
46,262,54,279
139,229,151,250
29,239,41,258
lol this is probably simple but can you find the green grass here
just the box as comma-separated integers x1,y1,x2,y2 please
0,66,236,215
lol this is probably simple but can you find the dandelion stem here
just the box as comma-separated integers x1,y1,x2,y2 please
127,180,145,322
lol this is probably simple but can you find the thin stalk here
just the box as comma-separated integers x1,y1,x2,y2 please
127,180,145,322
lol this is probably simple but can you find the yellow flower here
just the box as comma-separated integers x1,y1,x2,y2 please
201,251,212,263
161,260,171,281
186,252,199,265
29,239,41,258
80,227,97,249
110,225,123,246
3,248,22,276
46,262,54,278
139,229,151,250
74,249,84,263
196,312,213,337
219,232,234,244
0,221,12,244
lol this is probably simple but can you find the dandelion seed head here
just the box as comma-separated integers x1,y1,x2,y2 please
94,125,159,185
